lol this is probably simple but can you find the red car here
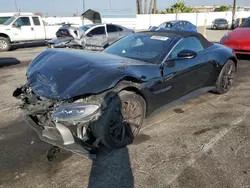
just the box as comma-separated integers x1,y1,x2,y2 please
221,17,250,55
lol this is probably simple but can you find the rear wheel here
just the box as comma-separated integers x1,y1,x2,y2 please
214,60,236,94
0,37,10,52
91,91,146,149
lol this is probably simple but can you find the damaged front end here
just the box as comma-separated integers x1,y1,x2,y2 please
13,83,102,159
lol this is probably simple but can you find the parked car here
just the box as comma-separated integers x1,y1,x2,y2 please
211,18,229,30
0,12,33,25
149,20,197,32
220,17,250,55
47,23,134,50
232,18,247,29
0,14,61,51
13,30,237,160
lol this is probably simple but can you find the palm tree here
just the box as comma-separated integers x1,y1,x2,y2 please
153,0,157,13
136,0,142,14
148,0,153,14
144,0,148,14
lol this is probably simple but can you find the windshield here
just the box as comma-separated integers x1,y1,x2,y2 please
0,17,11,24
240,18,250,28
215,19,227,23
80,25,92,31
3,16,16,25
104,33,174,63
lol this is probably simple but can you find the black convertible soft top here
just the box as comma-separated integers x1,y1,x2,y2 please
139,30,213,49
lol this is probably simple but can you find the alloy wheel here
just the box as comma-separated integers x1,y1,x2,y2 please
0,40,7,50
221,63,236,90
108,99,143,144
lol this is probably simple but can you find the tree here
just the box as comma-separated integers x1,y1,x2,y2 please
214,5,230,12
156,1,194,14
148,0,153,14
136,0,142,14
153,0,157,13
144,0,148,14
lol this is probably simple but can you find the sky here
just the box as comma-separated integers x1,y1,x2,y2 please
0,0,250,16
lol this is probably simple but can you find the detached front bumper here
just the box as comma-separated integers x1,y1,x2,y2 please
23,115,97,159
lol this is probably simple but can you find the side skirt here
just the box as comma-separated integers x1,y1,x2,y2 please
147,86,215,119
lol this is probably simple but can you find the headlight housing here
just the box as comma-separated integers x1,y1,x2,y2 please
52,102,101,123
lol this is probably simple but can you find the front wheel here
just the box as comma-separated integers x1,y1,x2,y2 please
214,60,236,94
0,37,11,52
91,91,146,149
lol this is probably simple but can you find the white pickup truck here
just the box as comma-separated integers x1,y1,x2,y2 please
0,14,61,51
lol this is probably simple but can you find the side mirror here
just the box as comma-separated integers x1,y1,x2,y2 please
13,22,21,28
86,33,92,37
177,49,197,59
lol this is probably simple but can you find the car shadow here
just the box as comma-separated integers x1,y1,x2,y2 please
237,54,250,61
87,91,135,188
0,57,20,68
88,147,134,188
10,41,46,51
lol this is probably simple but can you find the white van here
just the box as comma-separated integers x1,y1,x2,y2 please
0,12,33,24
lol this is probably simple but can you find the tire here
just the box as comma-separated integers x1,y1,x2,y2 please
91,90,146,149
214,60,236,94
0,37,11,52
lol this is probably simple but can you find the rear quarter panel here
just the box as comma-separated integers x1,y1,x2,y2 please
203,43,237,86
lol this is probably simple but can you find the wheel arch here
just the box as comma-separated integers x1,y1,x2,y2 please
0,33,11,41
228,56,238,70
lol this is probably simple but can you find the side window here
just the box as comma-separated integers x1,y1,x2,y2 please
32,17,40,26
175,22,182,28
0,17,11,24
107,25,118,33
169,37,204,59
15,17,31,26
159,22,166,28
117,26,123,31
89,26,105,35
185,22,190,26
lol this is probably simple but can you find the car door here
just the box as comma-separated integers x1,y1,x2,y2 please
11,16,35,41
107,24,120,44
31,16,46,40
85,26,107,50
161,37,209,99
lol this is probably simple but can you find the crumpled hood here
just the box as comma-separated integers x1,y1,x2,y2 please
27,49,148,100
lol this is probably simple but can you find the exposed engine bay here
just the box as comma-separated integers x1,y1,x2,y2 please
13,83,105,160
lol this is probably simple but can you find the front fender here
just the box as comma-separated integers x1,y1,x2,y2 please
0,32,11,41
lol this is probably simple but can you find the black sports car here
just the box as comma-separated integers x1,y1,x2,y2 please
13,31,237,160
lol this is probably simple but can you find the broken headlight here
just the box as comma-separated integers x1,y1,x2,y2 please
52,103,101,123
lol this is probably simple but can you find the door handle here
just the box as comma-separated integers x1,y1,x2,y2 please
31,27,34,31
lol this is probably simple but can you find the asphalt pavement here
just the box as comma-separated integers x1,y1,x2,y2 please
0,29,250,188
